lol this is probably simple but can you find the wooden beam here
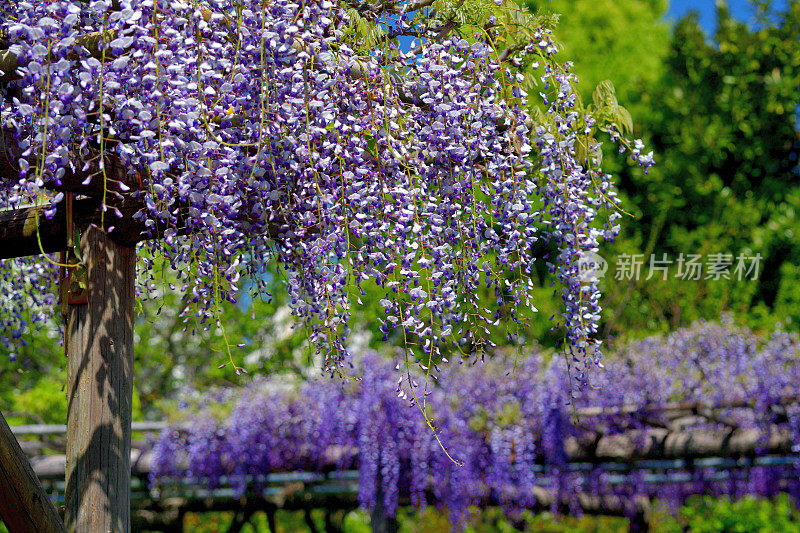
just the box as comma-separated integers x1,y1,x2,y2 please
132,484,646,520
29,449,150,480
0,196,150,260
0,32,108,83
0,131,284,260
0,128,154,259
0,410,66,533
1,128,141,198
567,427,794,463
0,192,291,261
576,395,800,418
64,225,135,533
371,468,397,533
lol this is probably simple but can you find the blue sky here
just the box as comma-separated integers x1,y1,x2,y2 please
667,0,789,31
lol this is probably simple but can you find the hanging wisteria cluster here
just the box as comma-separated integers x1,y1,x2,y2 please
150,320,800,526
0,0,653,386
0,257,58,355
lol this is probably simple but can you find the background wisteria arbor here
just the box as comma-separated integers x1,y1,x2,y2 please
0,0,652,393
149,321,800,526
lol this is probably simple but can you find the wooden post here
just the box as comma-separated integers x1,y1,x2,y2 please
0,411,66,533
370,500,398,533
64,225,135,533
370,453,398,533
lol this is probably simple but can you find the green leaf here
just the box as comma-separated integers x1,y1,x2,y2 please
592,79,618,109
616,105,633,135
366,137,378,158
575,136,589,166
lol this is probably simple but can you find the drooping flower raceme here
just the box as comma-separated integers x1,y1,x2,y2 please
0,0,652,388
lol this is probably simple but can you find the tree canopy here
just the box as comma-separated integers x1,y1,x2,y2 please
526,0,669,106
601,0,800,337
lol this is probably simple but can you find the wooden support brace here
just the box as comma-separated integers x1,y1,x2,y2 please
0,410,66,533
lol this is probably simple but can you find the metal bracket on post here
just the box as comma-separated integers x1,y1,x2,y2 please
59,192,88,317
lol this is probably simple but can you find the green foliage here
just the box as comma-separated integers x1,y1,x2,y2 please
131,264,318,415
0,261,311,418
589,80,634,137
526,0,669,106
0,333,63,422
518,0,799,342
1,366,143,425
11,374,66,424
598,0,800,340
3,0,796,422
432,0,496,27
342,8,387,52
394,506,629,533
653,494,800,533
572,80,636,166
467,400,523,433
161,498,800,532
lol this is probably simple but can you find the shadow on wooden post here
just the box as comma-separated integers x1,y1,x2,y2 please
65,225,135,533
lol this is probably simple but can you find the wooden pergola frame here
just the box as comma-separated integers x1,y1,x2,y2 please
0,11,414,528
0,117,156,533
0,15,231,529
0,415,66,533
0,22,276,529
11,413,799,532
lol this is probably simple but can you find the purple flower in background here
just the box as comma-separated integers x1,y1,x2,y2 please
149,321,800,526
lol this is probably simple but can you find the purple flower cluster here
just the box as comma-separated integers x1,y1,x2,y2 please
0,1,651,388
150,321,800,525
0,257,58,356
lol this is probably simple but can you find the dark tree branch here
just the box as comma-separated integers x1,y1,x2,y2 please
304,509,320,533
226,507,255,533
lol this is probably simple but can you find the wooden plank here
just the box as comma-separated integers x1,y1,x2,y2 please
30,449,150,480
11,421,168,437
0,129,140,199
129,483,645,520
0,410,66,533
64,225,135,533
576,395,800,417
0,196,287,261
0,32,109,83
371,486,398,533
9,424,69,436
0,128,176,260
24,425,796,479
